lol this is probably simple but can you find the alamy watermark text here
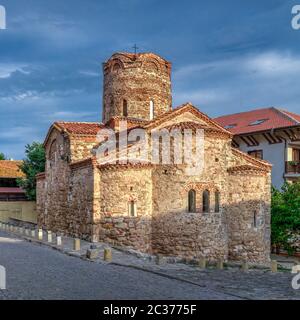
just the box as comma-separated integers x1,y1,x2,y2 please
0,5,6,30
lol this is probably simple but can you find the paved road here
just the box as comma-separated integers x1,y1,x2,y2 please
0,231,234,300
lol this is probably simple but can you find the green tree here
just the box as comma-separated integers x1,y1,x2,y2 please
0,152,6,160
271,182,300,254
17,142,46,201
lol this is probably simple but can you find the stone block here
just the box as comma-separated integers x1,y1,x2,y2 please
86,248,99,260
217,259,224,270
241,261,249,272
73,238,80,251
104,248,112,262
292,265,300,274
56,236,62,246
198,257,207,269
271,260,277,273
38,229,43,240
47,231,52,243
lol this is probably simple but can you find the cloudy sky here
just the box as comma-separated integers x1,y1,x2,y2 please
0,0,300,159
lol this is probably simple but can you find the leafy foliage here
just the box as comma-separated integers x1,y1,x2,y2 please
17,142,46,201
271,182,300,254
0,152,6,160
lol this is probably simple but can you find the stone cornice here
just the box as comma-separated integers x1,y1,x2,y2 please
69,157,98,171
231,148,272,171
227,165,269,175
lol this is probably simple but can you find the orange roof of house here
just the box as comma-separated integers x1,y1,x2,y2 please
0,160,25,178
54,122,105,135
214,107,300,135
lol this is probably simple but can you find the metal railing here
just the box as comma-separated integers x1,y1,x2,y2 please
286,161,300,174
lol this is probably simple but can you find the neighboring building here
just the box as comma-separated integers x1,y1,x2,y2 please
214,107,300,189
0,160,37,224
0,160,26,201
37,52,272,264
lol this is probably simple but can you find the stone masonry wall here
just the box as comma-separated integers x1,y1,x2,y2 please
151,135,233,262
37,129,95,240
103,53,172,123
94,167,153,252
226,172,271,264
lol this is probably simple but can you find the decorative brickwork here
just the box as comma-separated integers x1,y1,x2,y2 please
37,51,272,264
102,53,172,123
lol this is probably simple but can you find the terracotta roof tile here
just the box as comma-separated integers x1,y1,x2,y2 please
227,165,268,174
214,107,300,135
0,160,25,178
54,122,105,135
145,103,232,135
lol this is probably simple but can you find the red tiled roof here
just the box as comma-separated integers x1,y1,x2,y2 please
54,122,105,135
214,107,300,135
0,160,25,178
0,187,25,194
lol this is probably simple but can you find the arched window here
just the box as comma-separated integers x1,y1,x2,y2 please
123,99,128,117
203,190,210,213
150,100,154,120
253,211,257,228
215,191,220,212
188,189,196,213
129,201,137,217
113,63,121,72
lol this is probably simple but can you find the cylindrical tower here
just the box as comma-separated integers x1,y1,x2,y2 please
102,52,172,123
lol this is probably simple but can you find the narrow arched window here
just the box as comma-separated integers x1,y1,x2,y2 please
123,99,128,117
215,191,220,213
188,189,196,213
150,100,154,120
203,190,210,213
129,201,137,217
253,211,257,228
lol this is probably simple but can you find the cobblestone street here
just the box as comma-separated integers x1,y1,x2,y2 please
0,230,299,300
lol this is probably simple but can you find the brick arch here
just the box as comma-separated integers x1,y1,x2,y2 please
109,59,125,72
182,182,219,194
143,60,159,72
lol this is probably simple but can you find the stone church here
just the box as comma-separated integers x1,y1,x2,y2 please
37,52,272,264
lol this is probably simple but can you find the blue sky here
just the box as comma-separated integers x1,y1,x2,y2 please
0,0,300,159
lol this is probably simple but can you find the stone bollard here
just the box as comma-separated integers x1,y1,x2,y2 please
104,248,112,262
47,231,52,243
198,257,207,269
155,254,165,265
271,260,278,273
31,229,36,238
86,245,99,260
217,259,224,270
38,229,43,240
241,261,249,272
56,236,62,246
292,265,300,274
73,238,80,251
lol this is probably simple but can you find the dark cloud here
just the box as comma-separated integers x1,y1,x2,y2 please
0,0,299,158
